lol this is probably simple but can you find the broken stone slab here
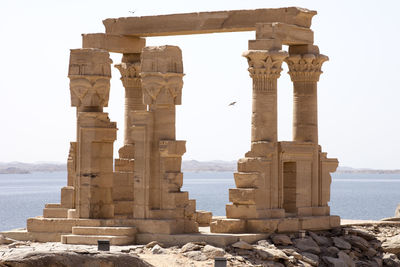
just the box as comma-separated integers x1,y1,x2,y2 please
301,252,319,266
308,231,331,247
332,237,351,250
255,22,314,45
254,246,289,261
344,235,370,251
338,251,355,267
271,234,293,246
231,240,253,250
322,256,347,267
180,242,203,253
294,238,320,254
202,244,225,259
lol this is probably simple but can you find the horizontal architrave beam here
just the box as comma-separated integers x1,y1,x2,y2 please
103,7,317,37
82,33,146,54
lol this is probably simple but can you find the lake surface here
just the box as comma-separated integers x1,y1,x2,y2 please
1,171,400,232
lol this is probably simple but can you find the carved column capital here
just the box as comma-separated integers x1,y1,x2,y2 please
140,46,184,106
242,50,288,92
285,54,329,82
243,50,288,79
68,49,112,109
115,62,141,88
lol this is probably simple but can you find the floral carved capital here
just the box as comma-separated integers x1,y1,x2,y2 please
115,62,141,88
285,54,329,82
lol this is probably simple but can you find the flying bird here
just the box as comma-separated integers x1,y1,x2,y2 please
129,11,135,14
228,101,237,106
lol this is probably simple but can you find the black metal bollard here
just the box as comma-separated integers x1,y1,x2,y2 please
97,239,110,251
214,257,227,267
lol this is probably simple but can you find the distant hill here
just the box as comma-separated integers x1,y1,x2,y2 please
0,161,399,174
0,162,66,174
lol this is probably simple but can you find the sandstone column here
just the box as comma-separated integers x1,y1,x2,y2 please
243,50,288,143
285,45,328,143
68,48,116,219
140,46,183,210
115,54,146,145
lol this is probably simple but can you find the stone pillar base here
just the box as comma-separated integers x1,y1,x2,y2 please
210,215,340,234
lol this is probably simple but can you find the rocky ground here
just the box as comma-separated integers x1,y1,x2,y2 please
2,224,400,266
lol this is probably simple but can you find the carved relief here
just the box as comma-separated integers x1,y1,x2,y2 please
285,54,328,82
141,73,183,105
243,50,288,92
68,49,112,108
115,62,141,88
69,77,110,107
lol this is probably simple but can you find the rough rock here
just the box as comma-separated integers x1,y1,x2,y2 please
183,251,208,261
338,251,355,267
301,252,319,266
145,241,163,249
382,235,400,254
346,228,375,241
294,238,321,254
255,246,289,261
332,237,351,250
202,245,225,259
180,242,203,253
282,248,302,260
365,247,377,258
0,235,14,245
0,251,152,267
232,240,253,250
309,231,331,247
150,244,166,254
322,256,347,267
383,253,400,267
344,235,370,251
271,234,293,246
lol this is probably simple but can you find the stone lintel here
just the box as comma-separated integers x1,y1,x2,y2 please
103,7,317,36
82,33,146,54
289,44,320,55
248,39,282,50
255,23,314,45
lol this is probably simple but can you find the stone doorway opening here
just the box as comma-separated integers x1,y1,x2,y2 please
283,161,297,216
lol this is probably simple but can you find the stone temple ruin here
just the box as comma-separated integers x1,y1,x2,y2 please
2,7,339,246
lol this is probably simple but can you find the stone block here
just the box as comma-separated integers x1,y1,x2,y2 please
159,140,186,157
61,186,75,209
234,172,259,188
195,210,213,226
299,216,339,230
43,208,69,218
72,226,136,236
312,206,330,216
184,219,199,233
210,219,246,233
297,207,313,216
114,159,134,172
45,203,61,208
164,172,183,190
288,44,319,55
255,23,313,45
229,188,257,205
247,219,279,233
226,204,266,219
277,218,299,232
62,234,135,245
114,200,133,215
131,219,182,234
248,39,282,50
185,199,196,218
82,33,146,54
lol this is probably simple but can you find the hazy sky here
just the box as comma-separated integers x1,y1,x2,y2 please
0,0,399,169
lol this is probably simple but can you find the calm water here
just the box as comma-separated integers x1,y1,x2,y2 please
1,171,400,231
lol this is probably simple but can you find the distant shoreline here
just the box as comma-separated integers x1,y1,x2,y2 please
0,161,399,174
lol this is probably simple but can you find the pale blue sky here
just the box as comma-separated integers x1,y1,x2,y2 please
0,0,399,169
